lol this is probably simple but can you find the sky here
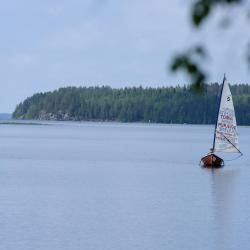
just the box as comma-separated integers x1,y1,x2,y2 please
0,0,249,112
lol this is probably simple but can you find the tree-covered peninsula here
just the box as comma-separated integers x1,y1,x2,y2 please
13,84,250,125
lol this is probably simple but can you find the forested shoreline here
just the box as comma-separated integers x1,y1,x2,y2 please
13,84,250,125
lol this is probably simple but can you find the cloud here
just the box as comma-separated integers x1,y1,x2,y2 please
47,21,102,50
9,53,35,67
48,4,64,17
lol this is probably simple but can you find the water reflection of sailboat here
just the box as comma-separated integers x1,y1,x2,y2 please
211,168,239,250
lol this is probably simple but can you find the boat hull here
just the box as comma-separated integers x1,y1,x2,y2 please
200,153,224,168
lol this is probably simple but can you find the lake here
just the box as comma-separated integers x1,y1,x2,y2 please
0,122,249,250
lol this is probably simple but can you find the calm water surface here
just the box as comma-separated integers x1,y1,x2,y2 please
0,122,249,250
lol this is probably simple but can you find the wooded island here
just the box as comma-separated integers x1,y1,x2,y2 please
13,84,250,125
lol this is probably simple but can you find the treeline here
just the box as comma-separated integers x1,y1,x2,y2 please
13,84,250,125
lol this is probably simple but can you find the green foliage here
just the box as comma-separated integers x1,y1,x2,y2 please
171,0,246,90
12,84,250,125
171,46,207,92
191,0,241,26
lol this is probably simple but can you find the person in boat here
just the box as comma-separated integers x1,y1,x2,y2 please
208,148,213,155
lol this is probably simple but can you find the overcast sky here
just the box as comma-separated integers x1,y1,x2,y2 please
0,0,249,112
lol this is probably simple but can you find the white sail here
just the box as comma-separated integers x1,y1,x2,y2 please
213,77,240,153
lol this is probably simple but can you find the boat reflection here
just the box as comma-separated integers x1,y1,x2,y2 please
210,167,239,250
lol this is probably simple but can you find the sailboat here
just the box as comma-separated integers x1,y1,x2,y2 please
201,75,242,168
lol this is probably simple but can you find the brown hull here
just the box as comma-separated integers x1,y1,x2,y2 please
201,153,224,168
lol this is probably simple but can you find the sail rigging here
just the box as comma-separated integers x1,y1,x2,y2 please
213,76,240,153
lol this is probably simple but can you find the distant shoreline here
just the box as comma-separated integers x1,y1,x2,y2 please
0,121,48,126
1,119,249,128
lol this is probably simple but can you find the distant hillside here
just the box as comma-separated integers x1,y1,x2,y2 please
0,113,12,120
13,84,250,125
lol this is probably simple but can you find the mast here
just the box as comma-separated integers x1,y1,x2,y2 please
212,74,226,152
